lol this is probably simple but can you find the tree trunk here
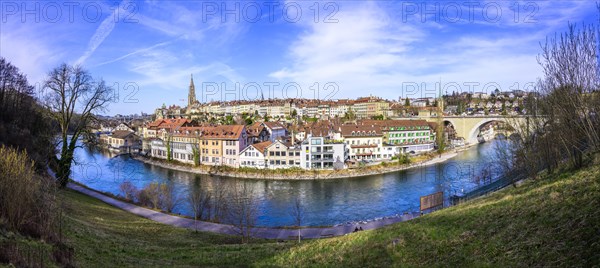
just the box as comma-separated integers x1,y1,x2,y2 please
56,155,73,188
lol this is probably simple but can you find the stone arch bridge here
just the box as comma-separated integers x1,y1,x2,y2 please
400,115,528,145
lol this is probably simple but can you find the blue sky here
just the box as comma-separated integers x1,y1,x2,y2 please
0,0,597,115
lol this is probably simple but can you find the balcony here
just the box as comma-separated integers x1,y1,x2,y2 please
350,144,378,149
311,157,335,162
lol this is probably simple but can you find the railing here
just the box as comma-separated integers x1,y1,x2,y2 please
350,144,378,148
450,170,526,205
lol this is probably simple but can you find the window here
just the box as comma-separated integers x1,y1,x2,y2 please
270,152,274,156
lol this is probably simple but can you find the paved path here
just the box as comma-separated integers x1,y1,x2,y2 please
67,183,419,240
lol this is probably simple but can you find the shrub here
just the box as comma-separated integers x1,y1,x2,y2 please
135,182,180,212
159,183,180,213
398,154,411,165
137,182,161,209
0,145,58,240
119,181,138,202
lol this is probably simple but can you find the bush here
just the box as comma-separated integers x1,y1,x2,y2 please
119,181,138,202
398,154,411,165
159,183,180,213
137,182,161,209
0,145,58,240
135,182,180,212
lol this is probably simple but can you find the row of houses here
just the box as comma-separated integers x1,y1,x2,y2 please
141,118,436,170
157,95,392,120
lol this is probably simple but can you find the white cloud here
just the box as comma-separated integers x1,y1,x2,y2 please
270,2,423,94
74,0,132,66
0,25,63,88
269,1,555,100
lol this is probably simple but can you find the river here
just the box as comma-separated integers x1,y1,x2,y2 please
71,139,506,227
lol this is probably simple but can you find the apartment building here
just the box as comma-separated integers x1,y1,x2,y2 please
359,119,435,154
199,125,247,167
339,125,384,161
239,141,271,169
262,122,287,142
265,140,301,169
300,136,346,170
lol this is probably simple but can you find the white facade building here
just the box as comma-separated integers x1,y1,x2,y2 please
300,136,347,170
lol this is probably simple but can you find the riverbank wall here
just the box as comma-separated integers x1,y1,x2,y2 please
131,151,459,180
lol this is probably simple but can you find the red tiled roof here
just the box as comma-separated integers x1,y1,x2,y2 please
262,121,285,130
200,125,246,140
251,141,272,152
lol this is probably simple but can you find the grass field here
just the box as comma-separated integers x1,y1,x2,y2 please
2,157,599,267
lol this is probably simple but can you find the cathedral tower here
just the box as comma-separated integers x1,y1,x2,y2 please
188,74,196,108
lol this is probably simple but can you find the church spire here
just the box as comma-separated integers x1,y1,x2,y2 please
188,74,196,108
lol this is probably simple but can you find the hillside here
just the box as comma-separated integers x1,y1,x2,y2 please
2,158,599,267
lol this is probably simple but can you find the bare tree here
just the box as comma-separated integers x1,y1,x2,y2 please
119,180,138,202
137,182,162,209
160,183,181,213
535,13,600,168
0,58,55,171
43,64,113,187
289,197,305,243
500,11,600,178
210,179,228,223
228,182,258,243
187,186,212,231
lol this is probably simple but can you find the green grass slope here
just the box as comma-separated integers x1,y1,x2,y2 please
61,190,291,267
259,163,600,267
4,160,599,267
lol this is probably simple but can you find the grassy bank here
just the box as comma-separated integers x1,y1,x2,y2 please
3,156,599,267
60,190,291,267
258,160,600,267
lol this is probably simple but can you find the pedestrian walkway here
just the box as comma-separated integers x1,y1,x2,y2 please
67,183,419,239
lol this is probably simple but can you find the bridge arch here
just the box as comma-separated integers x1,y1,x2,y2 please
465,118,507,144
419,115,527,145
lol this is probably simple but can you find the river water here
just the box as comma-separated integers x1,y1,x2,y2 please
71,140,504,227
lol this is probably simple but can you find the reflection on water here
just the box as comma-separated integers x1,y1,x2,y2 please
71,140,505,227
